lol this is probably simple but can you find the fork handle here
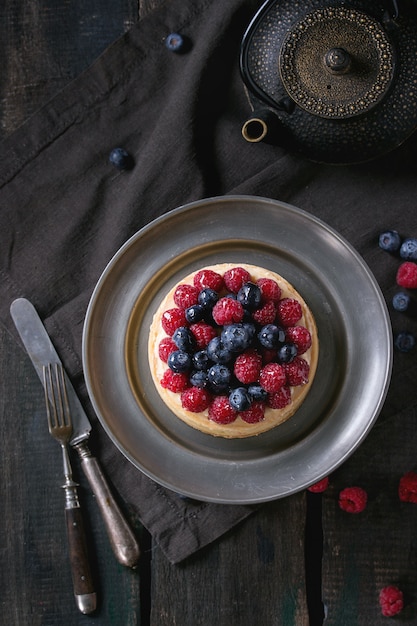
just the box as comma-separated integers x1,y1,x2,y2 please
74,441,140,568
65,498,97,615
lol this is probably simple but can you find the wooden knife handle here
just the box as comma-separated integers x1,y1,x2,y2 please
75,441,140,568
65,505,97,614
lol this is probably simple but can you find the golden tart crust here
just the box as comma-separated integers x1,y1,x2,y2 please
148,263,319,438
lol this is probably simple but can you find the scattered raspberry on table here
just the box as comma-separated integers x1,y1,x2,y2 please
308,477,329,493
399,471,417,503
338,486,368,513
379,585,404,617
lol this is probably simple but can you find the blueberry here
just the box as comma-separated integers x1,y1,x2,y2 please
109,147,134,170
207,336,233,363
165,32,185,52
229,387,252,411
192,350,210,370
394,331,415,352
221,323,254,352
198,288,219,310
392,292,411,312
400,238,417,260
172,326,196,353
237,282,262,311
248,384,268,402
378,230,401,252
185,304,205,324
167,350,192,373
277,342,298,363
258,324,285,349
189,370,209,388
207,364,231,392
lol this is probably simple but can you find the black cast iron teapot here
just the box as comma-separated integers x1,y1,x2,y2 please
240,0,417,162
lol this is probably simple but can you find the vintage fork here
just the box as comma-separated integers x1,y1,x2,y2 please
43,363,97,615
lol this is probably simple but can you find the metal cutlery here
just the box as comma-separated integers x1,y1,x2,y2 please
43,362,96,615
10,298,140,569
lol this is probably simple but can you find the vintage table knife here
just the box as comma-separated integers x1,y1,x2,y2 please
10,297,140,569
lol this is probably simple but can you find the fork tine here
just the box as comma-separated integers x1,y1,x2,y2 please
43,363,72,431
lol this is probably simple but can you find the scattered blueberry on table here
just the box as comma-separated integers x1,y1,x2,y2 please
108,147,134,170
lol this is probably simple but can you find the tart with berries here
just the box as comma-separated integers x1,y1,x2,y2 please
148,263,319,438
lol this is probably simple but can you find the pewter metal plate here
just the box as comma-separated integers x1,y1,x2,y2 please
82,196,392,504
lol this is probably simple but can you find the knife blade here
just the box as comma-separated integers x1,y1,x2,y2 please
10,297,140,568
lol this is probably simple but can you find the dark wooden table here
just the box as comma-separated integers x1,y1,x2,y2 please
1,2,414,625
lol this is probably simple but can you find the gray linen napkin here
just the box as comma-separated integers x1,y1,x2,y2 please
1,0,416,563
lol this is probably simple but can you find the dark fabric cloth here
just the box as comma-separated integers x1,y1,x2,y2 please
1,0,416,562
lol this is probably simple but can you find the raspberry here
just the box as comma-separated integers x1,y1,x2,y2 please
160,369,190,393
267,385,291,408
223,267,251,293
261,348,277,364
308,477,329,493
276,298,303,327
399,471,417,503
285,326,312,355
379,586,404,617
252,300,276,325
181,387,211,412
208,396,238,424
190,322,217,348
158,337,177,362
396,261,417,289
240,401,265,423
338,486,367,513
173,284,199,309
212,297,244,325
234,350,262,384
259,362,286,393
285,357,310,386
161,308,188,335
257,277,281,303
193,269,224,292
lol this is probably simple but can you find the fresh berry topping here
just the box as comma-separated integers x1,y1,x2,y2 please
276,342,298,364
267,385,292,409
379,586,404,617
252,300,276,325
207,363,232,392
259,362,286,393
190,322,218,349
394,331,415,352
234,350,262,384
208,395,238,424
237,282,262,311
181,387,211,412
223,267,252,293
338,486,367,513
172,326,196,353
173,284,199,309
198,287,219,310
276,298,303,327
248,383,268,402
240,401,266,423
160,369,190,392
285,326,312,354
261,348,278,364
192,349,210,370
212,297,244,325
207,336,233,363
257,277,282,303
396,261,417,288
158,337,177,362
258,323,285,349
161,308,188,335
308,477,329,493
400,237,417,260
193,269,224,292
185,304,205,323
167,350,192,373
189,370,209,388
398,471,417,502
285,357,310,386
229,387,252,411
378,230,401,252
221,323,254,352
392,292,410,312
